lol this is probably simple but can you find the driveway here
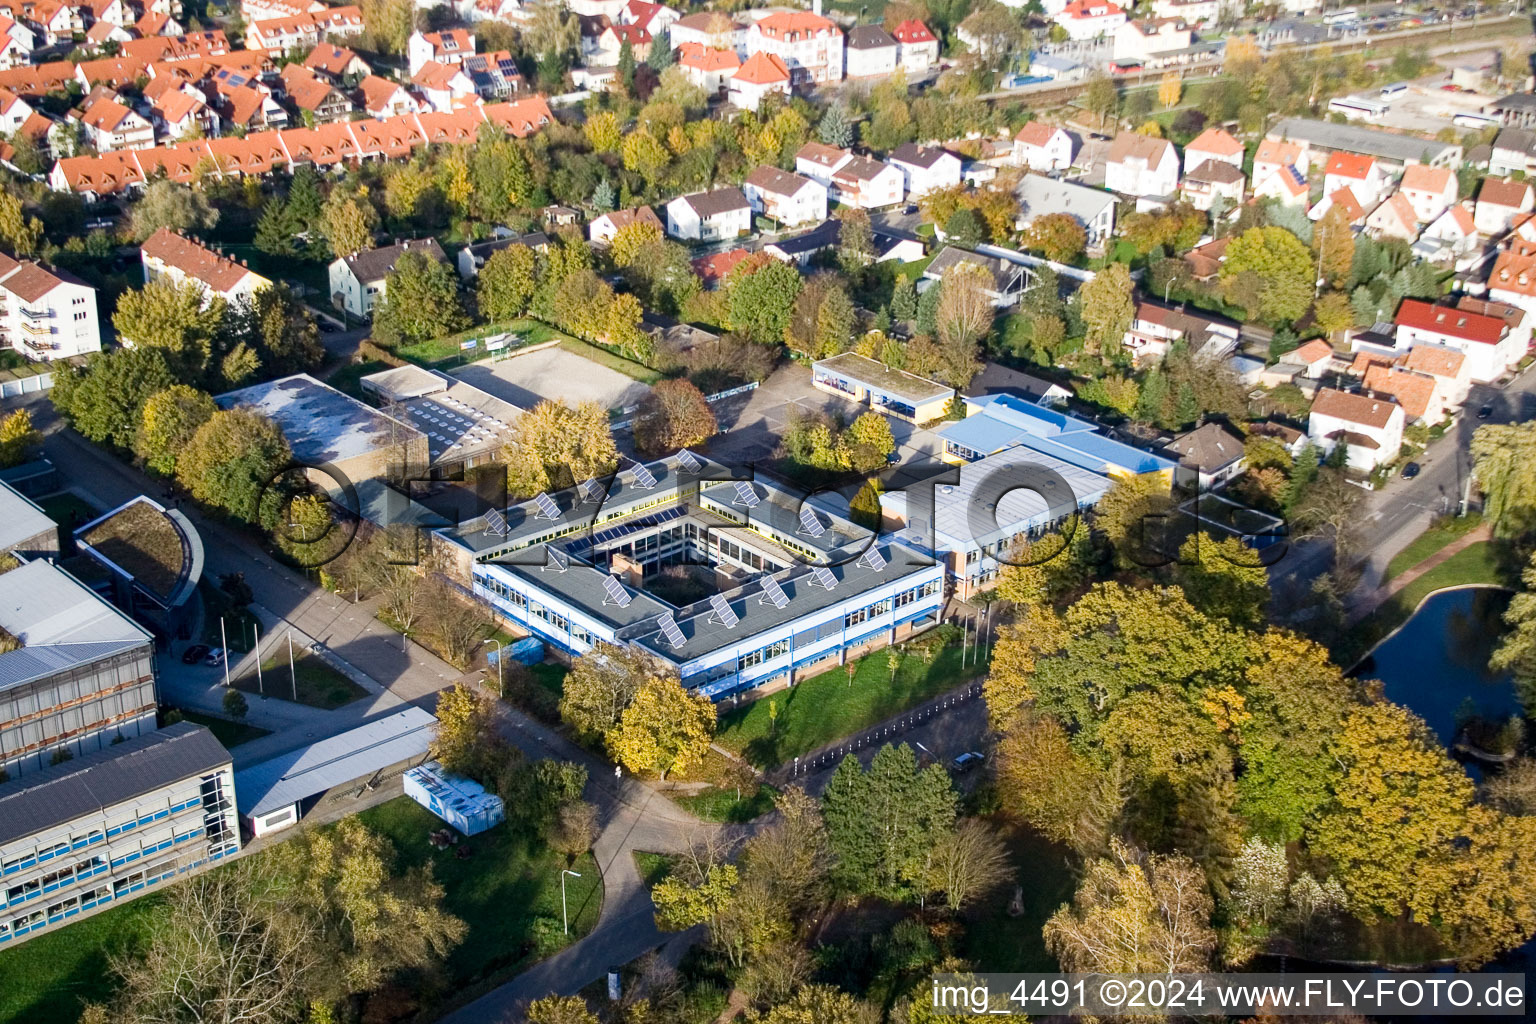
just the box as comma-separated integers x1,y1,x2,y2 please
454,347,652,412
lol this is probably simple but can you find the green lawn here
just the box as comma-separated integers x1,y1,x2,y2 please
356,798,602,993
673,784,778,823
241,651,369,710
715,640,983,769
958,824,1075,972
396,318,579,370
173,708,272,748
632,851,678,887
0,894,164,1024
1385,514,1484,582
557,338,662,386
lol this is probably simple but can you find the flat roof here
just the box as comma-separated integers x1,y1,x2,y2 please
75,496,202,607
0,722,229,846
941,394,1175,475
388,377,522,466
216,373,423,466
1269,117,1461,165
813,352,953,405
235,706,435,819
0,480,56,552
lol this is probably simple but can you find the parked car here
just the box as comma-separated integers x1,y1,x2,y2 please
203,647,226,667
952,751,986,773
1402,461,1421,479
181,643,210,665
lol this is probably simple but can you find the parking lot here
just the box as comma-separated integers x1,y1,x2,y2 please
452,346,652,413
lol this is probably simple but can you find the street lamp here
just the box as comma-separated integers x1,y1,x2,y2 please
481,638,503,696
1164,273,1182,304
562,869,582,934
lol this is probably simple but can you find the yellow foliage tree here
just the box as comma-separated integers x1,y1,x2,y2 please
584,111,622,153
609,220,664,267
608,675,715,779
1158,71,1182,109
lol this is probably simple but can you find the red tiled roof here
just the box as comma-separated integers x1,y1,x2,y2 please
677,42,738,71
691,246,750,284
1401,345,1465,378
1293,338,1333,363
1187,127,1242,157
1400,164,1453,194
1325,151,1374,180
1362,366,1433,420
753,10,837,38
1478,176,1534,210
1014,121,1060,147
890,19,936,43
733,51,790,85
1395,297,1506,345
141,227,255,293
1310,387,1399,429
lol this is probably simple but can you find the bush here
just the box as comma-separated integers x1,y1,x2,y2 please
222,688,249,721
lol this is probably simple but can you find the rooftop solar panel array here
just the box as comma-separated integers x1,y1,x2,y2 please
483,508,508,537
676,448,703,473
858,546,886,571
798,505,825,538
602,574,632,607
533,491,561,520
733,481,760,507
758,574,789,608
708,593,739,627
631,461,657,488
656,612,685,647
809,566,837,590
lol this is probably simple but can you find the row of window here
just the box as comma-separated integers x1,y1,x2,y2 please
3,856,106,908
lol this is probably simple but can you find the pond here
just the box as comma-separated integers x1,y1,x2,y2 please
1358,586,1521,771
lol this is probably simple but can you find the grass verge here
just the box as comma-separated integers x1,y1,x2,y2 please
632,851,678,887
557,338,662,386
715,640,983,769
240,651,369,710
1384,514,1484,582
0,894,163,1023
673,785,778,823
356,798,602,993
173,708,272,748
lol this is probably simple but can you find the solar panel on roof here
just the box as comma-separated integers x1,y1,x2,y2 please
733,481,760,507
758,574,789,608
542,547,569,572
656,612,685,648
798,505,825,538
809,566,837,590
579,478,605,504
858,547,887,571
631,460,657,488
602,574,632,607
533,491,561,521
708,593,739,628
483,508,508,537
676,448,702,473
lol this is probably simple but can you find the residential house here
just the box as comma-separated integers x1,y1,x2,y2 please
140,228,269,307
135,11,186,37
1393,297,1521,384
586,22,651,66
0,85,32,135
458,48,523,97
1182,235,1228,281
1181,159,1243,211
78,94,154,151
1474,177,1534,236
455,230,550,279
588,205,662,245
83,19,133,47
1250,138,1307,206
888,143,961,198
665,187,750,241
149,84,209,139
1489,93,1536,130
0,253,101,359
890,19,938,72
1121,300,1240,361
26,1,77,46
668,11,745,53
728,51,791,111
1151,0,1219,23
1014,172,1116,248
1182,127,1243,175
1111,17,1190,65
244,6,363,58
1309,186,1368,227
618,0,680,37
328,238,449,318
1458,295,1531,358
676,42,738,92
408,28,474,75
845,23,896,77
1364,192,1419,242
1359,363,1439,424
1321,152,1384,206
747,10,843,84
356,74,417,118
304,44,370,85
1161,421,1245,489
1398,164,1457,225
1415,202,1480,266
691,246,750,288
1486,241,1536,317
1306,387,1404,472
241,0,324,21
1104,131,1179,197
0,17,30,69
829,153,904,209
1054,0,1126,40
279,63,352,124
1288,337,1336,378
1489,128,1536,177
923,246,1028,306
412,60,475,111
742,165,826,227
1012,121,1073,172
795,140,851,185
1399,343,1472,418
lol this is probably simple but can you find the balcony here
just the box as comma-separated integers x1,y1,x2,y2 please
18,306,49,322
20,320,51,337
22,336,58,354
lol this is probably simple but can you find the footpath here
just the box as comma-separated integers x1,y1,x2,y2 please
1347,522,1493,625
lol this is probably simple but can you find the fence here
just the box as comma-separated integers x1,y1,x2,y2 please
611,380,760,431
772,679,985,784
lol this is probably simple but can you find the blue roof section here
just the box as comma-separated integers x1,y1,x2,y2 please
938,393,1175,476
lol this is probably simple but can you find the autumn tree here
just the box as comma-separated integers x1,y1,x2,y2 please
112,279,227,376
526,996,600,1024
475,245,540,324
610,675,716,779
0,190,42,254
1175,532,1271,628
503,400,617,496
559,643,668,742
1472,421,1536,539
177,408,292,522
1023,212,1087,263
1314,205,1355,288
584,110,621,152
933,261,991,388
320,193,378,257
1045,840,1218,974
1221,226,1313,324
433,682,507,780
634,378,717,454
128,180,218,241
994,707,1103,843
0,409,40,469
925,818,1013,911
609,220,665,267
1093,472,1174,568
372,251,469,346
1078,261,1135,355
1158,71,1182,108
134,384,216,476
51,347,177,450
1493,550,1536,711
727,256,801,344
